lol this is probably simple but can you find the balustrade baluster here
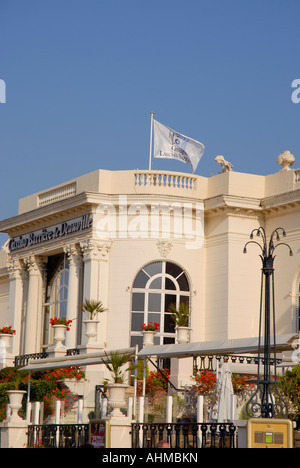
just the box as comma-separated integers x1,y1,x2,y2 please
134,171,197,190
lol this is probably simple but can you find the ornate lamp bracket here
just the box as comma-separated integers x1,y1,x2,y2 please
243,226,292,418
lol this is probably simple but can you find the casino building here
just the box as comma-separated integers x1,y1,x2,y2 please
0,151,299,388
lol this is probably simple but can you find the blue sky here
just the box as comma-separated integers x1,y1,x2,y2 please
0,0,299,244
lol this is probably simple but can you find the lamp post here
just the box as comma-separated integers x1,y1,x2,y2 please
243,226,292,418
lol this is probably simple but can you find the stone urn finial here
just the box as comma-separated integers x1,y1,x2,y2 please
276,150,295,171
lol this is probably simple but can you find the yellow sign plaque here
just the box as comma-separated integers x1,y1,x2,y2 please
247,418,294,448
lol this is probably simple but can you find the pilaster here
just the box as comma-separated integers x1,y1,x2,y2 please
80,239,111,346
6,257,26,360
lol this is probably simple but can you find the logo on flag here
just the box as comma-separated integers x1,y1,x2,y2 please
153,119,205,173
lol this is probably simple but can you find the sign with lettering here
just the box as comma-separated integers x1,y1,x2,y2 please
89,419,110,448
8,214,93,252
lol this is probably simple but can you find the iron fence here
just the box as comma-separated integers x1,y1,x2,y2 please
131,422,236,449
27,424,89,448
14,352,49,367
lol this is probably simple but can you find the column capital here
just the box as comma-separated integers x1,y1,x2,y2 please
23,255,47,275
80,239,111,261
7,256,30,281
6,257,23,280
63,243,82,267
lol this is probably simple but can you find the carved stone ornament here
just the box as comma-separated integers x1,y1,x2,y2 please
80,239,111,261
276,150,295,171
156,240,173,258
215,155,233,173
6,257,23,280
23,255,47,274
63,244,82,267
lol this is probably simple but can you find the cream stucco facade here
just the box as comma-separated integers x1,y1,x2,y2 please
0,159,299,371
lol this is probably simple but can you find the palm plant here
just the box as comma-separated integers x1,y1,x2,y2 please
101,350,135,384
79,299,107,320
168,302,190,327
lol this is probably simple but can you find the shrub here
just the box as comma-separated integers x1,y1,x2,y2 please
0,366,85,421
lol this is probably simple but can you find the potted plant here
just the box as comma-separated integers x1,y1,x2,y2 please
3,367,27,422
50,317,72,348
141,322,159,346
79,299,107,344
0,326,16,350
101,350,135,417
168,302,191,343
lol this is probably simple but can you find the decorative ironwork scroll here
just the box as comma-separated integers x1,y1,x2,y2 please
243,227,292,418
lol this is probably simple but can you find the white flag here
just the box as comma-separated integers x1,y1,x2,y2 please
153,119,205,173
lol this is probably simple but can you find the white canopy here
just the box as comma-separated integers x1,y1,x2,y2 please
138,334,297,359
19,347,136,372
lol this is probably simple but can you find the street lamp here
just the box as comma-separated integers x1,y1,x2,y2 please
243,226,292,418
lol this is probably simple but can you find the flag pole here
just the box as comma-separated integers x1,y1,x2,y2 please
148,112,154,171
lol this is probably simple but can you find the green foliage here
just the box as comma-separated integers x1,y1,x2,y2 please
278,364,300,427
0,366,85,422
79,299,107,320
136,360,149,381
101,350,135,384
168,302,190,327
0,367,29,390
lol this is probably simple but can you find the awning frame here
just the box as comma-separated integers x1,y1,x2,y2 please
138,334,298,360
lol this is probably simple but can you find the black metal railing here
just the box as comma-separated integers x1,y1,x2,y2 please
14,352,49,367
193,355,282,373
27,424,90,448
131,422,236,449
14,348,81,367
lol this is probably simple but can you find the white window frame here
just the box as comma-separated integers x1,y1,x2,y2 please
42,258,69,346
131,261,190,348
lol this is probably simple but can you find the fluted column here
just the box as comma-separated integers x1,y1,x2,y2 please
23,256,46,355
80,239,111,346
63,244,82,349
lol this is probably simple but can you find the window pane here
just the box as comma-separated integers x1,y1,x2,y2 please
144,262,162,277
177,273,189,291
64,269,69,285
59,301,67,318
165,277,176,290
164,314,175,333
58,286,67,302
165,294,177,312
133,270,149,288
180,295,189,306
132,293,145,311
131,335,143,350
166,262,182,279
163,337,176,345
148,313,160,327
148,293,161,312
154,335,160,346
149,277,162,289
131,313,145,331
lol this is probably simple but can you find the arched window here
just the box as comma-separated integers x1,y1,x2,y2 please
130,261,190,349
43,254,69,346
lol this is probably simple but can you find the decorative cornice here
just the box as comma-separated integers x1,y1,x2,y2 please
204,195,262,219
261,189,300,215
